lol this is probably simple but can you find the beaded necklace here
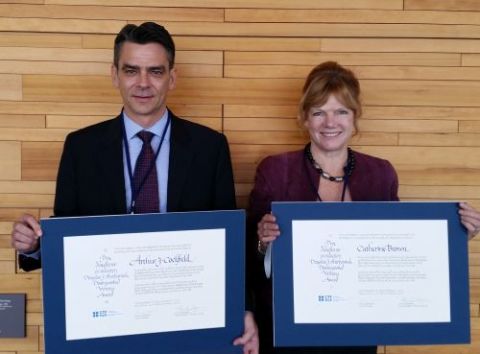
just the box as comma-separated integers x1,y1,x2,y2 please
303,143,356,201
305,143,355,182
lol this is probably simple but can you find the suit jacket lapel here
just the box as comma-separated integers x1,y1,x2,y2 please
97,115,127,214
167,110,193,212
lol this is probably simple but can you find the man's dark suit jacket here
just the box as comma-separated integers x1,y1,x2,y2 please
20,110,236,271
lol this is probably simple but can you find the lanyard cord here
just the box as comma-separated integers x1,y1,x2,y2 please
122,115,171,213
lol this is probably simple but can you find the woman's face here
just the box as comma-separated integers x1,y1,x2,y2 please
304,94,355,155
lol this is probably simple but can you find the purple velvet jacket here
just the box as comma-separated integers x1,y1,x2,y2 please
247,148,398,353
248,148,399,225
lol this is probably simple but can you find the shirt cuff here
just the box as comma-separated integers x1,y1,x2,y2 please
264,243,272,279
20,248,41,260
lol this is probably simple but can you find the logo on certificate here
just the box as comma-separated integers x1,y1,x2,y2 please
318,295,332,302
92,310,122,318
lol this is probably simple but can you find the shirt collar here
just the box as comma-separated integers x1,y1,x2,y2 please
122,109,170,141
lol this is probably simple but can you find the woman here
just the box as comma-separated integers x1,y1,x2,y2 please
248,61,480,354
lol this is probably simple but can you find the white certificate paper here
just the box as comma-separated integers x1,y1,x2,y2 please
63,229,225,340
292,220,450,324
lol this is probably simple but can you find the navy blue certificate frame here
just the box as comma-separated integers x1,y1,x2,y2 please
41,210,245,354
271,202,470,347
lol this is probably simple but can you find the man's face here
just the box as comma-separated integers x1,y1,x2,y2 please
111,42,176,127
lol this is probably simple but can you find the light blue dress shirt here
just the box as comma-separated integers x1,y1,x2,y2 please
24,111,172,259
122,110,171,213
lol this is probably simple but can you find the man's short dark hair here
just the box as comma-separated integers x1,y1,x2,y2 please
113,22,175,69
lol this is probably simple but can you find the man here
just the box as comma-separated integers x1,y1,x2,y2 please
11,22,258,353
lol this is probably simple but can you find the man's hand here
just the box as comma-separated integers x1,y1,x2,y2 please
11,214,42,253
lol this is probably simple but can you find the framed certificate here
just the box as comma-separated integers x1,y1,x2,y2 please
41,210,245,354
271,202,470,347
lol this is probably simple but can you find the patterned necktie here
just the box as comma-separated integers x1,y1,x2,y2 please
132,131,159,213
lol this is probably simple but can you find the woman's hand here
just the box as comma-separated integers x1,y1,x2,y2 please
257,213,280,253
459,202,480,240
233,311,259,354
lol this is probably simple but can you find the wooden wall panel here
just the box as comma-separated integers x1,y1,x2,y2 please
352,66,480,81
0,75,22,101
0,47,111,61
2,0,43,3
322,38,480,53
399,133,480,147
176,36,321,52
462,54,480,66
45,115,113,128
0,61,110,75
45,0,403,10
21,142,63,181
83,35,323,51
0,33,82,48
0,1,479,353
0,114,44,128
354,146,480,169
0,194,54,208
226,65,480,80
225,8,480,25
0,182,55,195
405,0,480,11
0,142,21,180
0,128,71,141
362,106,480,121
357,120,457,133
0,260,15,274
0,274,41,299
361,80,480,107
160,21,480,38
0,18,126,33
0,209,39,221
0,5,224,21
225,51,461,66
0,326,39,351
460,121,480,133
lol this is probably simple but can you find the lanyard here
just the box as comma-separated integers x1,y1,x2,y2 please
122,115,171,213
